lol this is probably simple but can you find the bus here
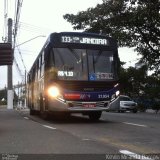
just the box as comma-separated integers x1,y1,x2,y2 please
27,32,120,120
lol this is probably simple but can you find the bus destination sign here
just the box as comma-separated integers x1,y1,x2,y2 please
61,36,109,45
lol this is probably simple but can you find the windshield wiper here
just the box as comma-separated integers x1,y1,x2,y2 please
55,48,65,66
94,50,102,64
68,48,81,63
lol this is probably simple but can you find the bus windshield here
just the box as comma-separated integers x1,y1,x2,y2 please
53,48,115,81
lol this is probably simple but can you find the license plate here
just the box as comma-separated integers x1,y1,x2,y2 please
83,103,96,108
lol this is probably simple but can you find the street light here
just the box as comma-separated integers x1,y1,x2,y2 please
15,35,46,47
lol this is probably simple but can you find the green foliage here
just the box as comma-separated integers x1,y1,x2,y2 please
118,64,160,102
0,89,7,105
0,100,7,105
119,64,148,96
64,0,160,74
152,101,160,111
137,103,146,112
143,75,160,99
0,89,7,100
0,89,18,105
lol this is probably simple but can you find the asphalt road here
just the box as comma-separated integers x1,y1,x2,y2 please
0,108,160,160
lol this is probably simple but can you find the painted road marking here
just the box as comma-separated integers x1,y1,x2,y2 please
123,122,147,127
82,138,91,141
119,150,154,160
43,125,56,130
24,117,29,120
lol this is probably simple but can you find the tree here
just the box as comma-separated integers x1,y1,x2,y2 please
0,89,7,105
143,75,160,99
119,64,148,96
0,89,18,105
64,0,160,74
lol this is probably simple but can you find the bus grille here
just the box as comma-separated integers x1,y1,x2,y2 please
68,101,108,107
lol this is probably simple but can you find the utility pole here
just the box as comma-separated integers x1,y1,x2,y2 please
7,18,13,109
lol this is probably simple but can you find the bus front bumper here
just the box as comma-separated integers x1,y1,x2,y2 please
48,98,110,112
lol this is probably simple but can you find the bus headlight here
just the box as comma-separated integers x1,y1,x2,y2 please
116,90,120,96
48,86,60,98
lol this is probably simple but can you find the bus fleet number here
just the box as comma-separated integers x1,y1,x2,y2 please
98,94,109,99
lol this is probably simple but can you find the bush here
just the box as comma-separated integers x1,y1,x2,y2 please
137,103,146,112
150,100,160,113
0,100,7,105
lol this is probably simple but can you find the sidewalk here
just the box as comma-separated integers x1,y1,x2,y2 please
15,106,29,112
0,105,7,108
145,109,160,114
0,105,29,112
0,105,7,109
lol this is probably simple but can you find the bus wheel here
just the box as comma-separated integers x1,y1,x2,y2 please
30,109,36,115
40,98,49,120
40,111,49,120
40,105,49,120
88,111,102,121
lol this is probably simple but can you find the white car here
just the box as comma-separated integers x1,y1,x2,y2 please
119,95,138,113
108,95,138,113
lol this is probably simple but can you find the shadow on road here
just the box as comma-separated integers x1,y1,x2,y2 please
20,110,116,125
47,114,115,124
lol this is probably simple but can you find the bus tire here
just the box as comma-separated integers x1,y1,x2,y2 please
40,111,49,120
40,103,49,120
30,109,36,115
88,111,102,121
40,96,49,120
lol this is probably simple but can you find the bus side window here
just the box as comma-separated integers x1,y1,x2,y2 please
41,51,45,77
48,49,55,67
36,59,39,80
39,55,42,78
42,51,44,64
32,67,36,82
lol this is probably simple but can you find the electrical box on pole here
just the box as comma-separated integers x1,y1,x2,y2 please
0,43,13,66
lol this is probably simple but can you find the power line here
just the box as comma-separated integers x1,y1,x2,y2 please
12,0,25,80
14,48,37,54
2,0,8,42
15,42,27,72
12,18,48,76
19,21,52,34
13,0,24,48
13,57,24,80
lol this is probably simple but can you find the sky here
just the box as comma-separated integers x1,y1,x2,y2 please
0,0,140,89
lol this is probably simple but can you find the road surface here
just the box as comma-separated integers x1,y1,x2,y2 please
0,108,160,159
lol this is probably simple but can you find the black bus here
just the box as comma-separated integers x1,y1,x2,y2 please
27,32,120,120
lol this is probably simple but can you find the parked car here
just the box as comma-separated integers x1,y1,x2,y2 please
119,95,138,113
109,95,138,113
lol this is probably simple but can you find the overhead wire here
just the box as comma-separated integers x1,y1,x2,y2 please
19,21,52,34
14,48,37,54
13,0,25,80
1,0,25,85
12,0,50,80
13,57,24,79
15,41,27,72
13,0,23,48
2,0,8,42
13,20,51,75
